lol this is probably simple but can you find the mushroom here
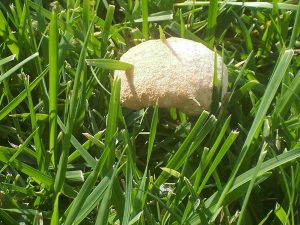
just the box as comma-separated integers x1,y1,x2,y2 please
114,37,228,115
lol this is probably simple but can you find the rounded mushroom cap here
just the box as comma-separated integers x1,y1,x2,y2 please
114,37,228,115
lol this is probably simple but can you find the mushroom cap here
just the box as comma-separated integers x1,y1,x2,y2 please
114,37,228,115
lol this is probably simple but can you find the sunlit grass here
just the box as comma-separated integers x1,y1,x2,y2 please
0,0,300,224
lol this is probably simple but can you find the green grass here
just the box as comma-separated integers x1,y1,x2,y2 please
1,0,300,224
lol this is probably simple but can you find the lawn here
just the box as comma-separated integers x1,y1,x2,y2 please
0,0,300,224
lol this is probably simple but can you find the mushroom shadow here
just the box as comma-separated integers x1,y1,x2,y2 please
164,41,183,63
126,67,139,99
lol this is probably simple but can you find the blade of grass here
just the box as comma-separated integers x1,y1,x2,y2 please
2,78,24,141
102,78,121,174
17,3,28,57
32,0,47,64
63,132,120,225
134,10,173,23
184,148,300,224
159,25,166,41
94,174,115,225
236,143,268,225
0,10,19,57
0,147,75,197
67,129,102,165
53,15,94,194
145,190,182,223
133,105,158,216
0,67,48,121
289,2,300,48
155,111,210,186
82,132,105,149
1,182,35,195
141,0,148,39
206,147,300,209
49,10,59,167
204,116,231,168
101,5,115,57
86,59,133,70
167,22,211,49
275,203,291,225
50,193,60,225
179,9,184,38
258,211,273,225
90,67,111,95
197,130,239,195
63,77,121,224
0,128,38,173
82,0,89,35
226,1,298,10
121,130,135,225
95,146,127,225
0,52,39,84
228,51,254,104
211,50,220,112
128,212,143,225
0,54,16,67
0,208,19,225
24,1,49,109
24,75,46,172
213,49,294,212
63,152,108,225
73,174,111,224
206,0,218,45
273,71,300,123
174,1,298,11
122,148,133,225
231,149,299,197
72,0,96,138
57,116,97,167
161,115,218,219
14,0,22,19
233,11,253,54
146,105,159,164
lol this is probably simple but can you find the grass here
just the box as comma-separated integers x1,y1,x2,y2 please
0,0,300,224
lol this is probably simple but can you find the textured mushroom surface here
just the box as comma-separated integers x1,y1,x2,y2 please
114,37,228,115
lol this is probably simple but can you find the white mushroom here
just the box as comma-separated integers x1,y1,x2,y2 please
114,37,228,115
